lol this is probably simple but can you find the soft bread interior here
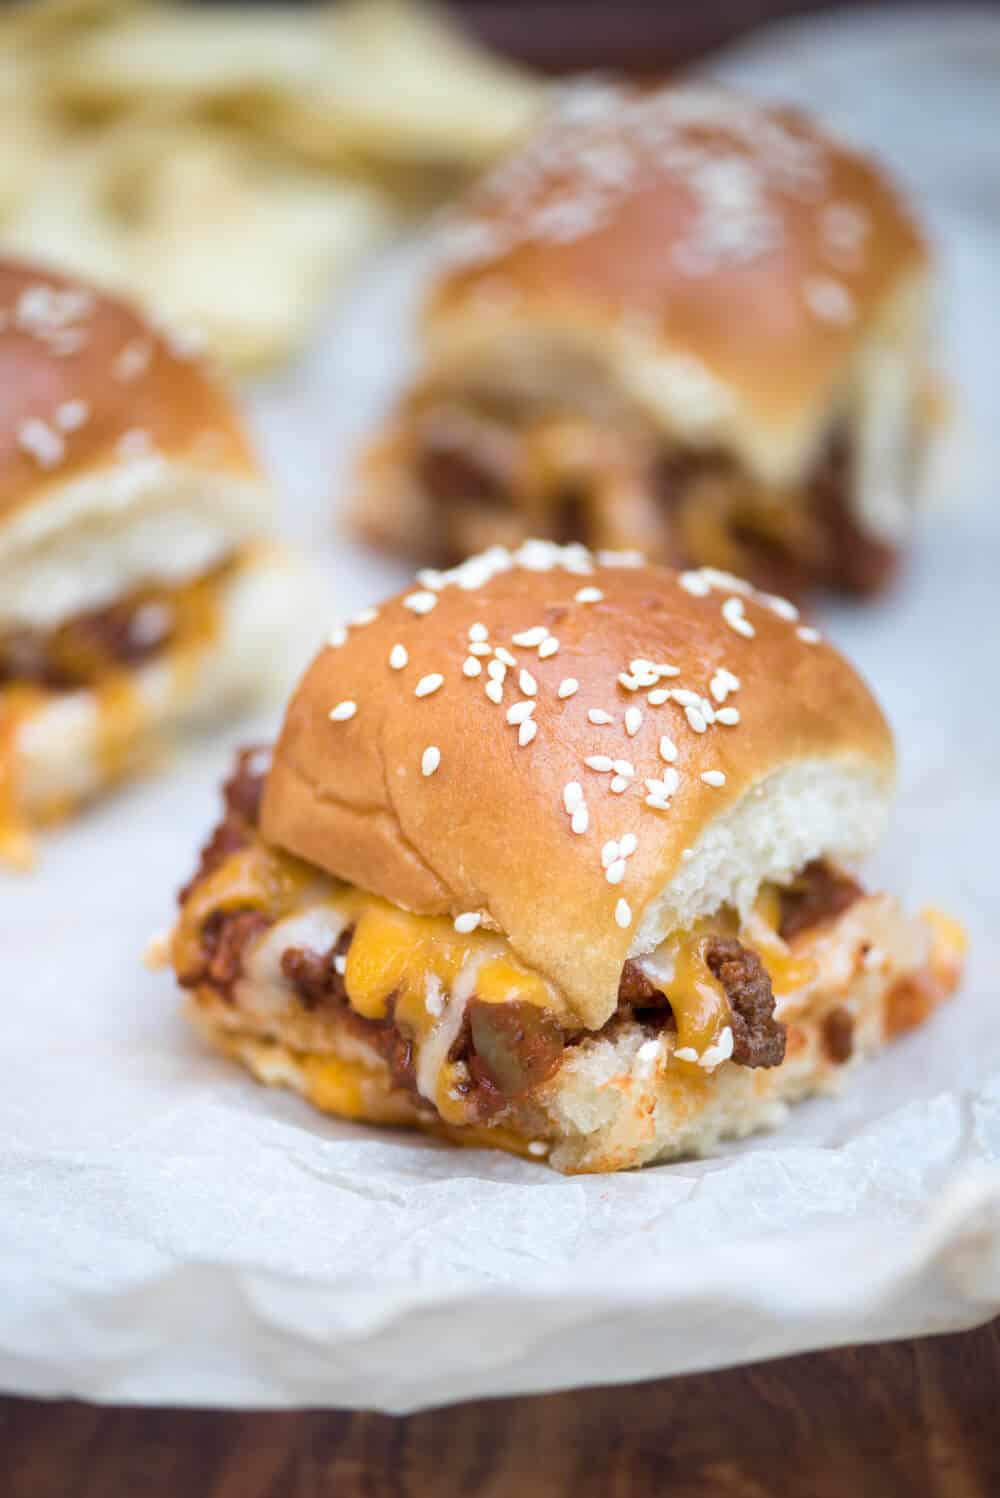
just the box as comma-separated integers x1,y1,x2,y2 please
0,457,273,630
632,757,891,957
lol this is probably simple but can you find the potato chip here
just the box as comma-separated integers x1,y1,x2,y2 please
272,0,546,169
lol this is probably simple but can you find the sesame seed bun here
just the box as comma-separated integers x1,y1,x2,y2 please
423,84,929,485
261,543,894,1033
0,257,270,630
353,84,935,583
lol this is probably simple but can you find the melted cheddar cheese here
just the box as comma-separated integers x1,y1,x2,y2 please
176,827,825,1118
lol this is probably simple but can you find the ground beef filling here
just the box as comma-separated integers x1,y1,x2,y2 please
0,560,231,690
778,860,864,943
180,754,875,1115
417,420,899,597
703,937,786,1068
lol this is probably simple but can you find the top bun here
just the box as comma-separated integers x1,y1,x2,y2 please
262,542,894,1030
422,83,930,488
0,258,271,630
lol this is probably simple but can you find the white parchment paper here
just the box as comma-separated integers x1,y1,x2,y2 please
2,6,999,1412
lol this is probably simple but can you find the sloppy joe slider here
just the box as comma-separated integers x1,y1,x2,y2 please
167,542,964,1173
0,257,297,865
355,84,936,599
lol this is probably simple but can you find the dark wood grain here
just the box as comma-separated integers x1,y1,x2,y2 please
2,1318,998,1497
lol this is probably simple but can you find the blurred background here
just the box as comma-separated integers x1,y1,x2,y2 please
4,0,995,379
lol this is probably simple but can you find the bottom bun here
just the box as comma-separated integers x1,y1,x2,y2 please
2,546,303,865
185,894,963,1174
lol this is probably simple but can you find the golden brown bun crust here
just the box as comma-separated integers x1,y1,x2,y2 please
0,257,258,522
261,547,893,1028
425,85,927,425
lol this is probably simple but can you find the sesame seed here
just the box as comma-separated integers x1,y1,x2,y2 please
625,707,642,737
327,625,347,648
403,590,437,615
701,770,726,788
351,607,378,626
674,1047,699,1063
659,736,678,763
615,898,632,929
512,626,548,647
588,708,613,726
646,689,670,706
469,642,492,657
334,955,347,976
117,428,153,461
519,719,538,746
716,707,740,725
421,746,441,776
797,626,821,644
618,673,640,692
653,662,681,678
389,644,408,670
804,275,855,324
114,340,152,381
671,688,700,707
646,795,671,811
17,418,63,468
602,840,621,867
722,596,755,638
507,700,535,725
454,912,481,934
538,636,560,659
710,667,741,701
494,647,517,668
619,833,637,858
681,848,694,862
679,571,711,597
485,679,504,705
415,673,444,698
463,657,482,677
612,759,635,777
571,804,589,835
585,755,614,772
329,701,357,722
610,776,629,794
685,706,707,733
487,659,507,682
519,669,538,696
468,622,489,642
527,1140,549,1157
575,586,603,603
55,399,88,432
563,781,584,812
606,858,626,885
558,678,579,699
417,569,445,591
762,593,799,622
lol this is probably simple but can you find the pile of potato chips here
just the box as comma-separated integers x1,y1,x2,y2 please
0,0,545,369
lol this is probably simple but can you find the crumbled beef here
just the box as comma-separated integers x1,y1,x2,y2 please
418,440,506,508
779,860,864,943
177,746,270,904
822,1006,855,1064
617,959,669,1008
280,929,352,1010
704,936,786,1069
0,593,176,689
177,909,270,993
807,429,899,597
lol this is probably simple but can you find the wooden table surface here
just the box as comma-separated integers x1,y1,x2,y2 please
3,1316,998,1497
